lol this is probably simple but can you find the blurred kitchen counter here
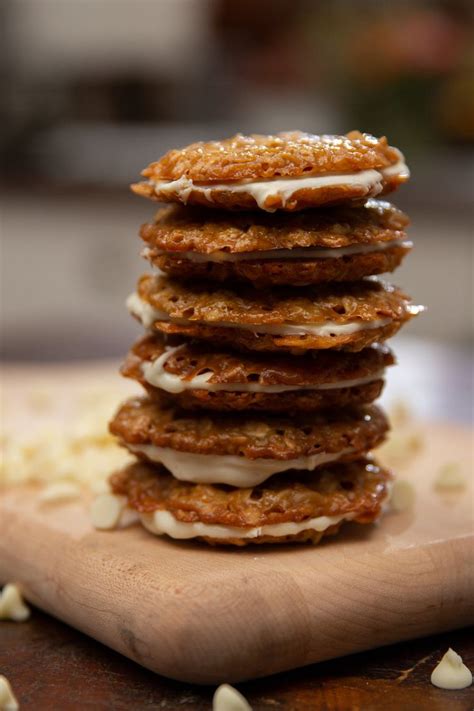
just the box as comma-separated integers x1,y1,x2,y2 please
1,187,472,360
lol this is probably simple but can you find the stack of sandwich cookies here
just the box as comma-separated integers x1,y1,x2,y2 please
121,336,395,412
110,131,421,546
128,274,416,353
139,200,412,286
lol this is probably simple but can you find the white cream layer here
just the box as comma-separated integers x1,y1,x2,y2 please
154,239,411,264
150,156,409,212
140,509,353,540
127,444,355,487
142,345,385,394
127,291,166,329
127,291,392,337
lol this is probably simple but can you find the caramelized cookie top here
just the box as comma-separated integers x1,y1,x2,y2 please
131,131,409,211
140,200,409,255
110,457,392,528
110,396,388,460
139,131,401,183
137,274,415,328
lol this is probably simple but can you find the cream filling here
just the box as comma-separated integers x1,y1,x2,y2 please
139,480,393,540
127,444,355,487
127,291,392,337
153,239,412,264
143,344,385,394
126,291,165,329
150,156,409,212
140,509,354,540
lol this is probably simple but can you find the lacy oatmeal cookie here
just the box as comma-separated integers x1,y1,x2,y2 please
122,335,394,412
141,200,411,286
131,131,409,211
109,396,388,487
129,274,421,353
110,458,392,545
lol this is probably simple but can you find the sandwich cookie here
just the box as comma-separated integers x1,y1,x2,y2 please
109,396,388,488
141,200,412,286
122,335,395,412
132,131,409,212
128,274,422,353
109,458,392,546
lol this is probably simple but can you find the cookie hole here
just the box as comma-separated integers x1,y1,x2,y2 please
333,305,346,315
196,368,212,376
269,504,285,513
250,490,263,500
182,307,195,317
246,373,260,383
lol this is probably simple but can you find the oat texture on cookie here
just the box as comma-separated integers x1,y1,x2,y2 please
104,129,420,544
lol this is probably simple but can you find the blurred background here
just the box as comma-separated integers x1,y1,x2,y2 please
1,0,473,363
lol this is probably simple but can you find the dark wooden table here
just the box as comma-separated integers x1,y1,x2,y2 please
1,607,472,710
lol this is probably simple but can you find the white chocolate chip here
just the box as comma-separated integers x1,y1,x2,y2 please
0,584,31,622
390,480,416,512
431,648,472,690
90,493,126,530
39,481,82,503
434,463,466,491
0,675,19,710
1,385,132,491
213,684,252,711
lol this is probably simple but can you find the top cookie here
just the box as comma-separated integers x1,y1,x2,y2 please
131,131,409,212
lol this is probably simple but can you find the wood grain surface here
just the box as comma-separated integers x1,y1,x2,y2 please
0,426,474,683
2,608,473,710
1,419,473,684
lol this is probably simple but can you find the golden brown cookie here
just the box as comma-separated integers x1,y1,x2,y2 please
131,131,409,211
141,200,411,286
122,334,395,412
109,396,388,487
109,458,392,545
129,274,421,353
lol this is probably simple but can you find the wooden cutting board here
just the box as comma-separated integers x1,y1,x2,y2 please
1,364,473,684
